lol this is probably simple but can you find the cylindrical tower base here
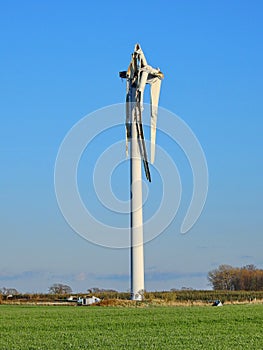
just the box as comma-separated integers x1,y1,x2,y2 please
130,121,144,301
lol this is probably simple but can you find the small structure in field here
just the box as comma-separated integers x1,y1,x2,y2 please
67,296,78,302
78,296,101,306
212,300,223,307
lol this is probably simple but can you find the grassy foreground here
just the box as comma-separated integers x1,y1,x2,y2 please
0,304,262,349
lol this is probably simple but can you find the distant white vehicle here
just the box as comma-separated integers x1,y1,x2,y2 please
67,296,78,302
78,296,101,306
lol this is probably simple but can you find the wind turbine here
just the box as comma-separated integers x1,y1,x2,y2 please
119,44,164,300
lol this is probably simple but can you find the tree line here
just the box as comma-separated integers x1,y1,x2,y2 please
2,264,263,297
0,284,118,297
208,264,263,291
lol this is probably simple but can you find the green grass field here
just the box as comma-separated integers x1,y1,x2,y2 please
0,304,262,349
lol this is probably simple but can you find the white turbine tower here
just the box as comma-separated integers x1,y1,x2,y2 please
120,44,164,300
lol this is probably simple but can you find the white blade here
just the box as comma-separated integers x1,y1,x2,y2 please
137,70,148,106
150,77,162,164
134,43,148,66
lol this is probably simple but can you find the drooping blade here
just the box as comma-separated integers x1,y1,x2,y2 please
135,100,151,182
136,121,151,182
137,71,148,106
125,81,131,158
150,77,162,164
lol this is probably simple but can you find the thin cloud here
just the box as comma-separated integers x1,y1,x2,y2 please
92,270,206,282
0,271,40,282
146,270,206,281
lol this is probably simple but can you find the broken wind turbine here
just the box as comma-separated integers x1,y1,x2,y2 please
119,44,164,300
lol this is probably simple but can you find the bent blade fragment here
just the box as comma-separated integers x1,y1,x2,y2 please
137,71,148,106
150,78,162,164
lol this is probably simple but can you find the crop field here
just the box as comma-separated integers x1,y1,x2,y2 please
0,304,262,349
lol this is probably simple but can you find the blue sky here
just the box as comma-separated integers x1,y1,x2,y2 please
1,0,263,293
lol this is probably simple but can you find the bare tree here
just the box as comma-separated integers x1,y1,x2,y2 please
0,287,19,296
208,264,236,290
208,264,263,291
49,283,72,294
88,287,117,294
